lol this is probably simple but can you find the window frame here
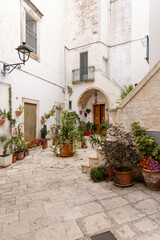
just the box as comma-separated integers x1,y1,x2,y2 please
21,0,43,62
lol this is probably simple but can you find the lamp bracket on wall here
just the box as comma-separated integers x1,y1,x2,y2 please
1,42,32,76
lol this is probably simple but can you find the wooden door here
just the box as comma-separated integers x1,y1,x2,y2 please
94,104,105,133
24,103,36,141
94,105,100,133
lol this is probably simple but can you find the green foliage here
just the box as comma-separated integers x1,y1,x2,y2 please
0,109,7,120
89,134,104,148
17,105,24,112
7,111,16,127
90,166,108,182
131,122,160,160
12,124,27,153
116,84,134,104
0,135,13,156
51,111,80,156
40,124,47,140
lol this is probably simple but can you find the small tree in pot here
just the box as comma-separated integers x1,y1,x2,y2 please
52,111,80,157
0,136,13,167
102,124,140,186
40,124,47,149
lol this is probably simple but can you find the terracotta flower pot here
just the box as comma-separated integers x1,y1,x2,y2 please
27,146,33,149
106,167,115,181
37,142,41,146
41,120,45,125
141,169,160,191
0,119,5,125
42,142,47,149
53,139,56,145
16,151,24,160
114,167,132,186
15,110,22,117
24,151,29,157
12,155,17,163
84,132,90,136
60,143,73,157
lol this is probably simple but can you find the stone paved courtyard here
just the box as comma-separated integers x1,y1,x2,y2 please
0,147,160,240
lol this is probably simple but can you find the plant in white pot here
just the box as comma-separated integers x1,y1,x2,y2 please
0,136,12,167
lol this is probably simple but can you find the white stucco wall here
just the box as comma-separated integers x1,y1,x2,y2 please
149,0,160,69
108,0,149,86
0,0,66,144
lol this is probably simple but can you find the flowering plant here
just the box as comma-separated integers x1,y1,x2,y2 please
12,124,27,153
139,158,160,171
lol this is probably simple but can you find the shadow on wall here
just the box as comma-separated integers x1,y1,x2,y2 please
146,131,160,145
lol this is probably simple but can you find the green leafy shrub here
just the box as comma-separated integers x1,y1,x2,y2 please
116,84,134,104
131,122,160,160
90,166,108,182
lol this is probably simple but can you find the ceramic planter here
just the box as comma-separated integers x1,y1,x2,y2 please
60,143,73,157
0,119,5,125
106,167,115,181
12,155,17,163
16,152,24,160
114,167,133,186
41,120,45,125
15,110,22,117
47,139,52,148
0,154,12,167
84,132,90,136
42,142,47,149
24,151,29,157
141,169,160,191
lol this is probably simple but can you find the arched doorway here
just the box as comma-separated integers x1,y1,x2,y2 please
77,88,110,133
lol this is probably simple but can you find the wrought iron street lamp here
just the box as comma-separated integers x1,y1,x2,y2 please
2,42,32,76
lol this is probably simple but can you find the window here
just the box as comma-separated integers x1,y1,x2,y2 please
56,109,61,125
26,12,37,55
80,52,88,81
21,0,43,61
69,101,72,110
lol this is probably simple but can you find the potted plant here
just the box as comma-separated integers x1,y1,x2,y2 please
52,111,80,157
12,124,26,160
41,116,46,125
81,137,87,148
103,124,139,186
131,122,160,190
27,141,35,149
0,136,12,167
24,146,29,157
15,105,24,117
0,109,7,125
84,121,92,136
86,108,91,114
139,158,160,190
40,124,47,149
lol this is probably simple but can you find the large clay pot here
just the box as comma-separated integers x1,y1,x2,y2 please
16,152,24,160
0,119,5,125
15,110,22,117
60,143,73,157
114,167,132,185
141,169,160,191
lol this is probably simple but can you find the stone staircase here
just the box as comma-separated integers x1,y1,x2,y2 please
81,148,105,174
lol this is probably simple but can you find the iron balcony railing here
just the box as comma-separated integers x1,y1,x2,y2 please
72,66,95,83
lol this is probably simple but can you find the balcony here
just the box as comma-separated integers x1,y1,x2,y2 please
72,66,95,84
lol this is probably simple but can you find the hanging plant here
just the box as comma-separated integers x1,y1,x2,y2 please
86,108,91,114
0,109,7,125
15,105,24,117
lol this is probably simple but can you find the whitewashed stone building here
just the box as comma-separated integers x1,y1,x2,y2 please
0,0,153,145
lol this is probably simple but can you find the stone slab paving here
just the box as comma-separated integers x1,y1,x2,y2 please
0,147,160,240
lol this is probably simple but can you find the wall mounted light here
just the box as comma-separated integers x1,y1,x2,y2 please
2,42,32,76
